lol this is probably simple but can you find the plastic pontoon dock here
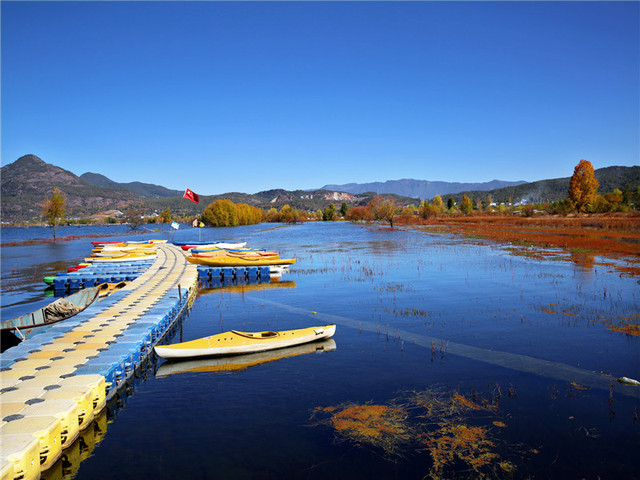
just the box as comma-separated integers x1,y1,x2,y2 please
1,243,198,480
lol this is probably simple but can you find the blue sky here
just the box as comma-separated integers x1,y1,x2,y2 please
2,1,638,195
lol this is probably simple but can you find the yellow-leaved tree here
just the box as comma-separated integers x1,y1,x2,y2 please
568,159,599,212
42,187,66,241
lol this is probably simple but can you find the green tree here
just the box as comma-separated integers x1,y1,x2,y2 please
322,203,336,221
603,189,623,210
568,159,599,212
42,187,66,241
340,202,348,217
447,197,455,210
159,207,172,223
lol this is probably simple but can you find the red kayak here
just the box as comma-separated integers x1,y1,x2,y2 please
68,264,90,272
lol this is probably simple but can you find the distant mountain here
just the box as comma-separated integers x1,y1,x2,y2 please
80,172,183,198
1,154,418,222
444,166,640,204
1,155,141,222
320,178,527,200
141,188,418,219
4,154,637,223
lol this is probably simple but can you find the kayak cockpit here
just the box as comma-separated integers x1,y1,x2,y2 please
231,330,279,339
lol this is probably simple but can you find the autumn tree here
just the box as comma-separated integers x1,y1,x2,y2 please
460,194,473,214
123,205,145,231
370,196,399,228
568,159,599,212
400,205,414,221
277,205,303,223
42,187,66,241
266,207,278,222
432,195,444,212
202,199,263,227
202,199,237,226
419,200,439,219
345,206,374,222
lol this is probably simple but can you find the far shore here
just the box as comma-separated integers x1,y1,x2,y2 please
3,213,639,267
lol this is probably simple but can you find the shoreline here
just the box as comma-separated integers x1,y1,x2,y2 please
0,229,159,248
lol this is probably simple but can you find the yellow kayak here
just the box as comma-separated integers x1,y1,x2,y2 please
191,251,279,260
86,253,157,263
186,255,295,267
154,324,336,359
90,249,156,257
156,339,336,376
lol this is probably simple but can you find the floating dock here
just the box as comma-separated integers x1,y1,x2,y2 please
1,243,197,480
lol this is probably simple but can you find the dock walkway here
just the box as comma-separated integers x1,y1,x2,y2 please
1,243,197,480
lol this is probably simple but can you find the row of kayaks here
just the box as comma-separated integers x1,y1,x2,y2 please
180,242,297,267
85,239,166,263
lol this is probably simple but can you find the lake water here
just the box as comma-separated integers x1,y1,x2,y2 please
1,222,639,479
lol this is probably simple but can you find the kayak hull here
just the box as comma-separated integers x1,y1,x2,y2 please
186,256,295,267
154,324,336,359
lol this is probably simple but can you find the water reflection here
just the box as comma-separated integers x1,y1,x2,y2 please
198,278,296,295
41,410,108,480
156,338,336,377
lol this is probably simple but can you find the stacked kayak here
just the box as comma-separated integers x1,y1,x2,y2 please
178,242,247,251
183,244,296,268
44,240,158,291
44,260,152,291
186,255,296,267
191,250,279,260
86,240,159,263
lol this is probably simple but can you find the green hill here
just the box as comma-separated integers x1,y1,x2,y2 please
1,155,142,222
442,166,640,205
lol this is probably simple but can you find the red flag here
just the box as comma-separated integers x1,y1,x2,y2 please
183,188,199,204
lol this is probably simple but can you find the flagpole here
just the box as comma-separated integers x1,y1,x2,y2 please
183,188,201,242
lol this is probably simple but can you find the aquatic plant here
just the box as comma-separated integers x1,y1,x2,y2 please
311,387,520,478
311,403,412,457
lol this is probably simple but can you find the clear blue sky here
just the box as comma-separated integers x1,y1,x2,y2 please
2,1,638,195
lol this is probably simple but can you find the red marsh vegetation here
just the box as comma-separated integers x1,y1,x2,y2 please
403,212,640,276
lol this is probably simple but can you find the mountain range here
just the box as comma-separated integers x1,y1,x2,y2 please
2,154,638,223
79,172,183,198
1,155,140,222
320,179,526,199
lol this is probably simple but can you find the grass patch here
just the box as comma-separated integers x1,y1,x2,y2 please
311,387,526,479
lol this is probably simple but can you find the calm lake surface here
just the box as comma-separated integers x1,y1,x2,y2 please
1,222,639,479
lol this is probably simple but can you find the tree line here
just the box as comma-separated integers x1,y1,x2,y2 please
41,159,639,239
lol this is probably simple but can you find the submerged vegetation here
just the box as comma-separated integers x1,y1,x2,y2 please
311,387,523,479
411,214,640,277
